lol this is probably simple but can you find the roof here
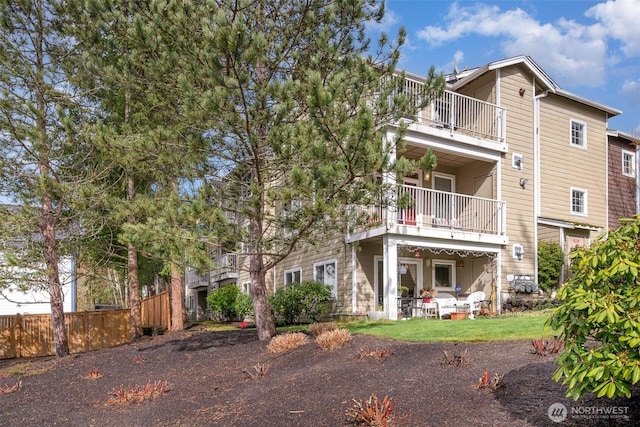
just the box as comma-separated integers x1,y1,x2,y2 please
447,55,622,118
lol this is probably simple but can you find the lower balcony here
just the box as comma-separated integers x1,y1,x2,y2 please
348,185,506,245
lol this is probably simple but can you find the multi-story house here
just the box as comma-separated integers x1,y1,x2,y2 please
607,129,639,228
189,55,623,321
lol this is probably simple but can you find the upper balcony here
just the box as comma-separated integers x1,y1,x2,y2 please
209,253,238,283
348,185,507,246
397,76,507,152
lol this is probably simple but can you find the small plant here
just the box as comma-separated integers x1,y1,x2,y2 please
309,321,338,337
315,328,352,351
266,332,309,354
356,347,394,362
269,281,332,325
83,368,103,380
345,393,395,426
131,356,145,364
242,363,270,380
441,349,470,366
106,380,169,406
531,338,564,356
474,369,505,390
0,381,21,395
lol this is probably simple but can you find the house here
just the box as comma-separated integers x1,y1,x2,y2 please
189,55,623,320
607,129,639,228
0,255,77,315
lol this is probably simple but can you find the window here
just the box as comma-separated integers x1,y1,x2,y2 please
570,120,586,148
622,150,636,177
314,259,337,297
283,199,302,238
571,188,587,216
284,268,301,286
241,282,251,295
432,260,456,290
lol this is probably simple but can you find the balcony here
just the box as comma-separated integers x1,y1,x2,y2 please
209,253,238,283
186,270,210,289
348,185,506,245
400,76,506,145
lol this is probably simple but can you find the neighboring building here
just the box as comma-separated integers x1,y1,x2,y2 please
0,255,76,315
188,55,624,320
607,129,639,228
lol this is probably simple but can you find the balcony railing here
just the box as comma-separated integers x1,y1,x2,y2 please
401,76,506,143
353,185,505,236
210,253,238,281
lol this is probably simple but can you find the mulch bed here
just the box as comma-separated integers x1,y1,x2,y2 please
0,326,638,426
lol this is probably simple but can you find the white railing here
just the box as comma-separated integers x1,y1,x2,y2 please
352,185,505,236
400,76,506,143
210,253,238,280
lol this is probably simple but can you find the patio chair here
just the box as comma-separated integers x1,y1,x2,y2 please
466,291,486,316
433,292,458,319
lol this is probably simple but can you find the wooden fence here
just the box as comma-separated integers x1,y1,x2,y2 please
141,290,170,330
0,291,170,359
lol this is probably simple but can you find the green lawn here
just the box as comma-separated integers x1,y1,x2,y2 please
339,309,558,342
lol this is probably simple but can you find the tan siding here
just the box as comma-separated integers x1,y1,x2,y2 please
538,95,608,227
537,224,560,243
499,65,536,276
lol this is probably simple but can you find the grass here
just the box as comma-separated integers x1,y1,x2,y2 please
339,309,558,342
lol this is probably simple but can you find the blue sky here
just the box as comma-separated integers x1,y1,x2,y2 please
368,0,640,135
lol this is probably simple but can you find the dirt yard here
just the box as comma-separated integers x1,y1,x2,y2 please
0,326,638,426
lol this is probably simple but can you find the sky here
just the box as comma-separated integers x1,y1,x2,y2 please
367,0,640,135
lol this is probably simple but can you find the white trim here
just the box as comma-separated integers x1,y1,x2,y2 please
313,259,337,298
569,118,587,149
432,259,456,291
622,149,636,178
570,187,588,216
351,246,357,313
512,153,524,170
431,171,456,192
284,267,301,287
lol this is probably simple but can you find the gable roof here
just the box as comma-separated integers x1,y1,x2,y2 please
448,55,622,118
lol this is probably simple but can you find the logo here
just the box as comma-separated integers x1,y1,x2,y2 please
548,403,567,423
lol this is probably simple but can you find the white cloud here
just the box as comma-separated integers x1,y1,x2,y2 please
586,0,640,57
415,2,616,87
621,79,640,105
365,8,400,34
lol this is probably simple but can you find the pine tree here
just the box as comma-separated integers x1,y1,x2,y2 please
0,0,77,356
65,0,231,334
163,0,445,339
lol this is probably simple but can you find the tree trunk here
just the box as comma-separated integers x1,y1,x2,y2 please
127,172,142,338
169,259,183,331
35,0,68,357
43,212,69,357
128,242,143,338
250,253,276,340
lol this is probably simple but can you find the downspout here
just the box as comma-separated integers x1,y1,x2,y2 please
534,88,549,290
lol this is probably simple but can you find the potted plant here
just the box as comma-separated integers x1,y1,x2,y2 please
397,286,410,297
420,288,437,302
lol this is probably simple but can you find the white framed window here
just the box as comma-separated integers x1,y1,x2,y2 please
570,187,587,216
432,259,456,291
241,281,251,295
314,259,337,297
622,150,636,177
570,119,587,148
284,268,301,287
283,199,302,238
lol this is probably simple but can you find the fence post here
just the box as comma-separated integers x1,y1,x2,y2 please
15,313,22,358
